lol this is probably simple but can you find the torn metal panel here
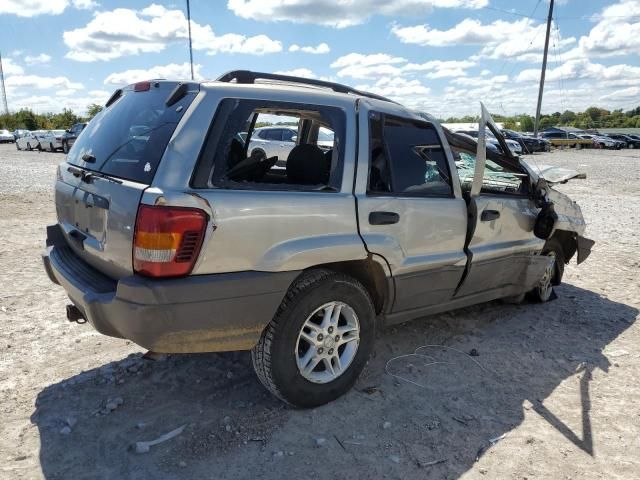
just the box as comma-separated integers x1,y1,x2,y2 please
525,163,586,184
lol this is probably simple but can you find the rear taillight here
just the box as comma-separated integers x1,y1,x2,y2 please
133,205,208,278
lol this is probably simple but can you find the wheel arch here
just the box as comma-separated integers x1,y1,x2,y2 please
300,257,391,315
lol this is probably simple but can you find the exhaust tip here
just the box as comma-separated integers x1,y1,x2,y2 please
66,304,87,324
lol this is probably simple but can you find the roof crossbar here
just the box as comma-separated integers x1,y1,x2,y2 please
216,70,397,104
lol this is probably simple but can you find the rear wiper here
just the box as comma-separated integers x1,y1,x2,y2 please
67,165,123,184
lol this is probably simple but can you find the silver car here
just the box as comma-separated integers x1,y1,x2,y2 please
0,129,14,143
39,129,66,152
248,125,334,166
42,72,593,407
16,130,44,150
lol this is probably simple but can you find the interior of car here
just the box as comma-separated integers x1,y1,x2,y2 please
222,108,336,188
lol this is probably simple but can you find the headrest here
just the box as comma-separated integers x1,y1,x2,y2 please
286,144,330,185
227,138,245,169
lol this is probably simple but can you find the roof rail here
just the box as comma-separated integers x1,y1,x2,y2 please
216,70,397,104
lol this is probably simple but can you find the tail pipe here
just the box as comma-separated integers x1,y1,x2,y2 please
66,304,87,324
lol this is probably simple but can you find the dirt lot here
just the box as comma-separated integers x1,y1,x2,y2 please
0,143,638,480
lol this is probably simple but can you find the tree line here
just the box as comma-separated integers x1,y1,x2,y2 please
442,105,640,131
0,104,104,131
2,103,639,133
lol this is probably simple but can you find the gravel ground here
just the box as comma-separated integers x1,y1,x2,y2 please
0,143,638,480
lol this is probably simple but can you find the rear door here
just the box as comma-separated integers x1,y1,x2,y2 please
455,104,544,297
54,81,199,279
355,107,468,312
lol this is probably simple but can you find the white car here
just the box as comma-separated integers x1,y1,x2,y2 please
578,134,620,149
39,130,66,152
0,129,14,143
16,130,43,150
247,126,335,167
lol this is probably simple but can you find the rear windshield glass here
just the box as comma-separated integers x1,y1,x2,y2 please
67,82,197,184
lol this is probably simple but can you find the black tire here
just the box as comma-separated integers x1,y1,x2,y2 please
26,142,32,151
49,143,55,152
251,148,266,161
529,237,565,302
252,269,376,408
63,141,69,154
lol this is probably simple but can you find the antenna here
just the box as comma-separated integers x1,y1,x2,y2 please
186,0,194,81
0,51,8,115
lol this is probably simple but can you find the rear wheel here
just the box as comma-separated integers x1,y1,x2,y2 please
252,269,376,408
63,141,69,154
26,142,32,151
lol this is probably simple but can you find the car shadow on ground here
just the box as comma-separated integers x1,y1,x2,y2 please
31,283,637,479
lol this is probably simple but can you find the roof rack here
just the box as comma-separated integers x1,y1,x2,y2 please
216,70,397,104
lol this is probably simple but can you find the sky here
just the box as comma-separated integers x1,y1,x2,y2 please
0,0,638,117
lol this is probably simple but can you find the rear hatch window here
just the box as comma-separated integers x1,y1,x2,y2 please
67,81,198,184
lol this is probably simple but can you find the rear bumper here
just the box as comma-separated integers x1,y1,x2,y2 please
43,227,298,353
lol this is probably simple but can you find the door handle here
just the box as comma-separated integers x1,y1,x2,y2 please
369,211,400,225
481,209,500,221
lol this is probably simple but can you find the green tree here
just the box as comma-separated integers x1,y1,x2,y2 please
87,103,103,120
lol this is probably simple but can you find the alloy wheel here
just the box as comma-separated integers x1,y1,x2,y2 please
295,301,360,384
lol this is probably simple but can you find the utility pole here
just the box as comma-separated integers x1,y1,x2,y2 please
0,51,9,116
186,0,194,80
534,0,554,136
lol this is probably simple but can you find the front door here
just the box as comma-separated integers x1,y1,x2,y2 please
355,109,468,313
455,104,545,298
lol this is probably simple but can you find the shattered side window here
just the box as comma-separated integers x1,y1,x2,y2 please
452,147,527,195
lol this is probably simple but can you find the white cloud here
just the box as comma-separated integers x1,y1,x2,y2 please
227,0,488,28
11,90,110,114
274,68,317,79
357,77,430,98
516,60,640,86
404,60,475,78
5,75,84,94
330,53,407,79
331,54,475,80
393,18,575,61
289,43,330,54
24,53,52,65
72,0,98,9
0,0,67,16
63,4,282,62
104,63,204,86
2,58,24,75
562,1,640,59
0,0,96,17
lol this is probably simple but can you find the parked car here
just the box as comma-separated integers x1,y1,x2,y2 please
42,72,593,407
539,131,592,148
247,125,334,167
15,130,43,150
61,123,87,153
578,134,620,149
39,130,66,152
501,129,550,153
0,129,15,143
602,133,640,149
455,129,522,155
12,129,29,140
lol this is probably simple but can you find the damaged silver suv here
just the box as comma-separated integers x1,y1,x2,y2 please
43,71,593,407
